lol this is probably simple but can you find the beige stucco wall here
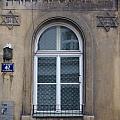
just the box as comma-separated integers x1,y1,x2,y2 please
0,2,119,120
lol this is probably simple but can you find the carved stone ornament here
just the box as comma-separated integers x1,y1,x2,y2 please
23,0,117,11
0,11,20,30
97,13,119,32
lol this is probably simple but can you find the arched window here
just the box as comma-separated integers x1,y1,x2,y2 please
33,22,83,116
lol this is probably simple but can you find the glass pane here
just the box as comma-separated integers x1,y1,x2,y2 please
38,26,56,50
61,84,80,110
38,57,56,83
61,26,79,50
61,57,79,83
37,84,56,111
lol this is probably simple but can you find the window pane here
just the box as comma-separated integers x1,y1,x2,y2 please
61,26,79,50
61,57,79,83
38,27,56,50
37,84,56,111
38,57,56,83
61,84,80,110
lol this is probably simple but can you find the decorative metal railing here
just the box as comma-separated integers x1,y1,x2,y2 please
4,0,118,11
32,105,83,117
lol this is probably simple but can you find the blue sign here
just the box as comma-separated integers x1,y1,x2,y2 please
1,63,14,72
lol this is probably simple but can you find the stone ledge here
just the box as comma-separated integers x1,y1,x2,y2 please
21,116,33,120
21,115,94,120
83,115,94,120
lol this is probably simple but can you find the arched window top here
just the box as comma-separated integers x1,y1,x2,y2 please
33,22,84,116
35,23,83,52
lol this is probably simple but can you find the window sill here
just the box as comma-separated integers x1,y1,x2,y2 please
21,115,94,120
32,105,83,117
32,113,83,118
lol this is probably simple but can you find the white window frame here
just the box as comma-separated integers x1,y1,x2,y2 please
33,22,83,115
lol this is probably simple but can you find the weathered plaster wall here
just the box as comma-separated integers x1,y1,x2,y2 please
0,3,119,120
112,5,120,120
0,8,34,120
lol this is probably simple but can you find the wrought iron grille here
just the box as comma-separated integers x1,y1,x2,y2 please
32,105,83,117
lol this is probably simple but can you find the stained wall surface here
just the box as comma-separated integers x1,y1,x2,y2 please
0,1,119,120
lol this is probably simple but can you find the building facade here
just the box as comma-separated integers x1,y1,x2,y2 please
0,0,119,120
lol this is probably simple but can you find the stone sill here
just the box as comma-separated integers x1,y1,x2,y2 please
84,115,94,120
21,115,94,120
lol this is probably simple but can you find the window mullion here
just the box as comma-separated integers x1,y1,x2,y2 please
56,56,61,111
57,26,61,50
